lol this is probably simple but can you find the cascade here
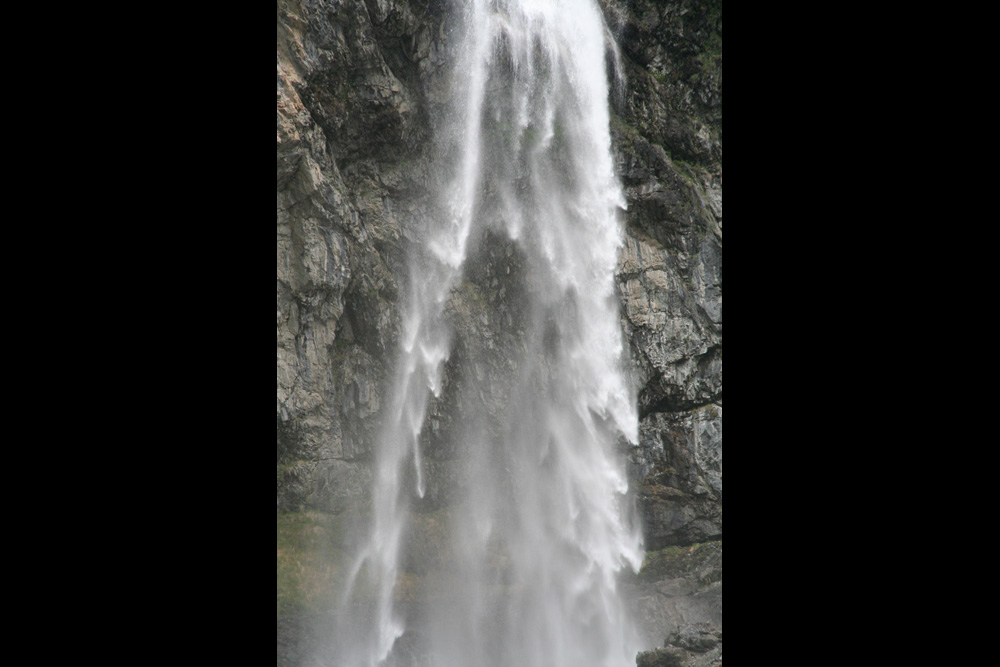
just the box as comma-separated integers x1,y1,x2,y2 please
333,1,642,664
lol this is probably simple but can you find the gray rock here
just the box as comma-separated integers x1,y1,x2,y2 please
636,645,688,667
623,542,722,652
629,405,722,549
635,622,722,667
670,622,722,653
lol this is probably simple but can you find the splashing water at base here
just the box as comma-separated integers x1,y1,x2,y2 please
333,1,643,665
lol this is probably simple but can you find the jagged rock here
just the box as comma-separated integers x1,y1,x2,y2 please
630,405,722,549
636,645,688,667
635,623,722,667
622,540,721,651
277,0,445,514
669,622,722,653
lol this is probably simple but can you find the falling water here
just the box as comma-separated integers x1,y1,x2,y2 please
334,1,642,664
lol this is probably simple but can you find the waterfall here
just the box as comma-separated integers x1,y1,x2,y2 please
333,1,642,664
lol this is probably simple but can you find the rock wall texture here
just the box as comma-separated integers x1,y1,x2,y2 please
277,1,721,664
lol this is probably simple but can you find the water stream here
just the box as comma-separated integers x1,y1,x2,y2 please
334,2,642,664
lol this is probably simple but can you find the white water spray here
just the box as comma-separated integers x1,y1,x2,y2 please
335,1,642,665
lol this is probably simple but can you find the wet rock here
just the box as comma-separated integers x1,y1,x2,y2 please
669,622,722,653
622,540,721,651
635,622,722,667
630,405,722,549
636,645,688,667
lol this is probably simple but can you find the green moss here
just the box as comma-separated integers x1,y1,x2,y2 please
668,153,696,179
610,111,642,158
635,540,722,585
703,2,723,57
276,511,351,617
610,110,640,141
696,4,722,82
453,279,488,314
277,460,307,479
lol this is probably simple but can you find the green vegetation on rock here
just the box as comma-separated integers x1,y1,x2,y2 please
277,511,351,617
635,540,722,586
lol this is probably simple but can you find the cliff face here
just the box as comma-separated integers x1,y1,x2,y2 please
277,0,721,663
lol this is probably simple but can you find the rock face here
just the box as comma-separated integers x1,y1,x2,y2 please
622,540,722,658
277,0,721,663
634,621,722,667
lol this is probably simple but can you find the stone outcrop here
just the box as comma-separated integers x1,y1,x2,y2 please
622,539,722,654
277,0,446,515
634,622,722,667
277,1,721,663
